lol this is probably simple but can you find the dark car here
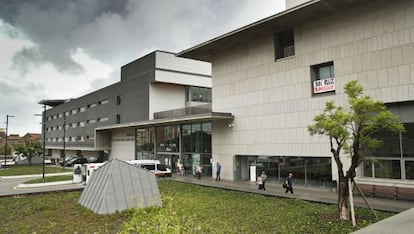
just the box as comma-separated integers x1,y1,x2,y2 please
60,157,89,167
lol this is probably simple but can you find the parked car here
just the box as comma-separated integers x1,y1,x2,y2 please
60,157,89,167
126,160,172,177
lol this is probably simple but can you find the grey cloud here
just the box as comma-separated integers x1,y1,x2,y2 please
0,0,275,75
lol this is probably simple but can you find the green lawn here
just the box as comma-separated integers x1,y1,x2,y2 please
0,180,393,233
0,165,72,176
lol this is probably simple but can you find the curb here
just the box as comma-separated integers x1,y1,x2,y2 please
16,180,75,188
1,172,72,180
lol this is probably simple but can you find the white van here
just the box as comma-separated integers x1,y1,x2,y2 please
126,160,172,177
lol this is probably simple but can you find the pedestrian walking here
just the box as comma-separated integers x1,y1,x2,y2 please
257,175,264,190
285,173,294,194
216,162,221,181
260,171,267,191
195,165,202,179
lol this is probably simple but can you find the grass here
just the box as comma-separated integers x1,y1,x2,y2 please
0,191,128,233
0,180,393,233
23,175,73,184
0,165,71,176
123,181,393,233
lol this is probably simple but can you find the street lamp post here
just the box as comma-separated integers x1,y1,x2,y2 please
3,114,15,169
63,113,66,166
35,106,46,178
41,104,46,178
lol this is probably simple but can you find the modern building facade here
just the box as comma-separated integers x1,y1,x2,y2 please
178,0,414,196
41,51,234,176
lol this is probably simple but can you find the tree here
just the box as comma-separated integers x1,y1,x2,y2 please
14,140,42,166
0,145,12,155
307,80,404,221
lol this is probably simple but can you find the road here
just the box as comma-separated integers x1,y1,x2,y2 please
0,176,84,197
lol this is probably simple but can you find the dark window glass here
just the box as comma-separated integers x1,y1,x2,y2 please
191,123,201,153
186,87,212,103
156,126,179,152
402,123,414,158
274,29,295,59
374,160,401,179
136,128,155,159
406,161,414,179
182,125,192,153
141,164,155,170
117,95,122,105
202,122,211,153
116,114,121,124
363,160,373,177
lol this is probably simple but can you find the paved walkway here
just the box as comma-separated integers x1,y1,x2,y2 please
172,175,414,213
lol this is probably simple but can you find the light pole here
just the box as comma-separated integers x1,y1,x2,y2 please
41,104,46,178
35,106,46,178
63,113,66,166
3,114,15,169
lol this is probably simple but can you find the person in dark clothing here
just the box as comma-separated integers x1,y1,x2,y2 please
216,162,222,181
260,171,267,190
285,173,294,194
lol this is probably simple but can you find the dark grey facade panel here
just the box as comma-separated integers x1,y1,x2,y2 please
121,52,156,82
44,54,156,150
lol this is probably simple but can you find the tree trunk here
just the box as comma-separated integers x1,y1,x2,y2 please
338,175,350,220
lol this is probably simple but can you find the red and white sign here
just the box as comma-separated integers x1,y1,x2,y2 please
313,77,335,94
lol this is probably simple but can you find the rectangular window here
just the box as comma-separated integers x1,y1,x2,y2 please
100,99,109,105
80,106,86,112
116,114,121,124
274,29,295,59
88,103,97,108
185,87,212,103
98,117,109,122
311,62,335,95
117,95,122,105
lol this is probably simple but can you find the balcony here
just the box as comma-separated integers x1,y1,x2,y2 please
154,104,212,119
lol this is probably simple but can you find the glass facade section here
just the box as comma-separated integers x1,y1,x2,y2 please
406,161,414,179
185,87,212,103
182,125,192,153
240,155,331,188
136,122,212,177
363,123,414,180
136,128,155,159
156,126,179,152
202,122,212,153
374,160,401,179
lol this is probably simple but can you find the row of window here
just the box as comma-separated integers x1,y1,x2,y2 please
46,98,112,121
46,135,94,143
46,117,109,132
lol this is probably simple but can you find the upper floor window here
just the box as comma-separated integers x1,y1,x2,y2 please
274,29,295,59
117,95,122,105
185,87,212,103
116,114,121,124
80,106,86,112
88,103,97,108
100,99,109,105
98,117,109,122
311,62,335,95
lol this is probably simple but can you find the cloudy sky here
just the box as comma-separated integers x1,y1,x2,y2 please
0,0,285,135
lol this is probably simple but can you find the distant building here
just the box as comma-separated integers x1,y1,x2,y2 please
41,51,232,175
21,133,41,143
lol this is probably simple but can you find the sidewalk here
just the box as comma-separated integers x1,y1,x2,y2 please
172,175,414,213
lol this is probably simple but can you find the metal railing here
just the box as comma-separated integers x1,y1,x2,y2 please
154,104,212,119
